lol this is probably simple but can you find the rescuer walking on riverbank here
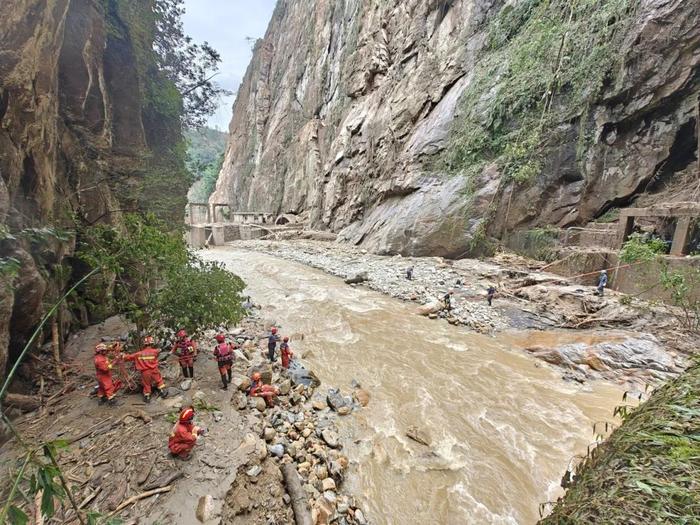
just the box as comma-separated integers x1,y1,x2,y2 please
94,343,118,406
597,270,608,297
213,333,234,390
172,329,197,378
124,336,167,403
280,336,293,369
267,327,280,363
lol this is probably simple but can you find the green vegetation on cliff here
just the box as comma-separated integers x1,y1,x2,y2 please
541,360,700,523
447,0,637,183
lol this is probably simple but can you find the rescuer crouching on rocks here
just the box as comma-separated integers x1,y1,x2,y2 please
124,335,168,404
168,406,206,460
248,372,279,408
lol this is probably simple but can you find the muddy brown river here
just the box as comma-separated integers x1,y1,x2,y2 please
204,247,624,525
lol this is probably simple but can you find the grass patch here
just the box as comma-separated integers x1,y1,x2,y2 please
541,361,700,523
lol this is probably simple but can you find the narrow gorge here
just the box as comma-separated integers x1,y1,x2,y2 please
1,1,699,524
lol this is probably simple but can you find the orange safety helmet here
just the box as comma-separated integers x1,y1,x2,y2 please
176,329,187,339
271,327,277,334
143,335,154,345
283,336,289,342
94,343,108,354
215,334,226,343
252,372,262,382
179,407,195,423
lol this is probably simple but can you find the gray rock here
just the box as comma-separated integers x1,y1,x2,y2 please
326,389,347,411
321,429,341,449
246,465,262,477
180,379,193,391
268,444,285,457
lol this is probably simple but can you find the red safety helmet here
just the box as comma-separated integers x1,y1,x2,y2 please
179,407,195,423
176,329,187,339
271,327,277,334
283,336,289,342
252,372,262,381
215,334,226,343
143,335,154,345
94,343,108,354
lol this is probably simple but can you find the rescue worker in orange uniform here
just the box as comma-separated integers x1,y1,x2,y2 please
168,406,206,460
171,329,197,378
213,334,234,390
94,343,118,405
248,372,279,408
280,336,293,369
124,336,168,403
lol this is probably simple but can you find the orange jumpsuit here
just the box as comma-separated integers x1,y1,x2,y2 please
94,354,116,400
249,379,279,407
280,343,293,369
124,346,165,396
168,421,200,458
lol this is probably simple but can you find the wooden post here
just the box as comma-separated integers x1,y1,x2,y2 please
617,215,635,248
670,217,692,256
51,317,64,384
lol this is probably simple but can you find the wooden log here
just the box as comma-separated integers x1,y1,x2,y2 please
3,393,42,412
282,463,313,525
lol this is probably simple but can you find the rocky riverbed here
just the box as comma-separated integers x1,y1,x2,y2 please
0,305,369,525
226,240,690,385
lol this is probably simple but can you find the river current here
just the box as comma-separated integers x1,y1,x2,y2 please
203,247,623,524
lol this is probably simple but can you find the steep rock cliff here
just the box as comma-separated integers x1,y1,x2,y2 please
0,0,188,380
211,0,699,257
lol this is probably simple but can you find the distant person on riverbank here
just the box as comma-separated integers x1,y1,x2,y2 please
443,290,454,312
267,327,280,362
168,406,206,460
406,266,414,280
249,372,279,407
213,334,234,390
171,329,197,379
487,286,496,306
280,336,293,369
597,270,608,297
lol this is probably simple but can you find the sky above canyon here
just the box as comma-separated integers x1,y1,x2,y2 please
183,0,277,130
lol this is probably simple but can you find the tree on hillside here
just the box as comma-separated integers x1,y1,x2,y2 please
153,0,231,128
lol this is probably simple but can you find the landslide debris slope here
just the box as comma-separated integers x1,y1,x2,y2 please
0,0,190,383
211,0,699,257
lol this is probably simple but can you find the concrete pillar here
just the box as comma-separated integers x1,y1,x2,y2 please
617,215,635,248
188,226,207,248
212,225,225,246
670,217,692,256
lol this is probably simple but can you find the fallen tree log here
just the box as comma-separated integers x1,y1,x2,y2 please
3,393,42,412
282,463,313,525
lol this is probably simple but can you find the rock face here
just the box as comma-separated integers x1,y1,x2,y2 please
211,0,699,257
0,0,188,381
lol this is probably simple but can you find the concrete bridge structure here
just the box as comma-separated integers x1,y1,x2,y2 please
186,203,300,248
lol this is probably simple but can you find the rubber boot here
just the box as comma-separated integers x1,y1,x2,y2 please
98,397,106,406
143,394,151,404
181,366,188,378
221,375,228,390
159,388,169,399
107,398,120,407
227,369,232,383
188,366,194,379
